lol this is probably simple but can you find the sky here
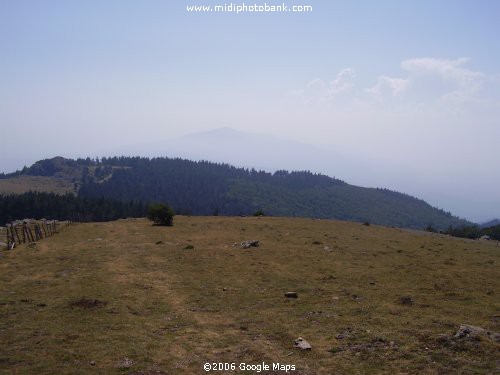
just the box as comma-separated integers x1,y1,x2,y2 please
0,1,499,222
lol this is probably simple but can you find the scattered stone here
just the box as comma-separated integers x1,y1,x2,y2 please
294,337,312,350
398,296,414,305
335,328,354,340
320,275,336,281
312,241,322,245
454,324,484,339
90,361,96,366
323,246,331,251
285,292,298,299
455,324,500,343
155,241,163,245
116,357,134,369
304,311,324,318
239,240,259,249
330,338,396,354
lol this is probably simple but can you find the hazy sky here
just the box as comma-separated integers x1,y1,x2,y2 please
1,1,499,222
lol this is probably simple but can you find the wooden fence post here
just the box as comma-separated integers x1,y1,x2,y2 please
12,223,21,244
35,224,42,241
33,224,38,241
23,223,28,243
41,221,47,237
29,226,35,242
24,223,34,243
8,224,16,250
3,219,74,249
6,225,11,250
23,223,28,242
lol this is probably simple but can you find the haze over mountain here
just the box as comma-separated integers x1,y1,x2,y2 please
0,155,471,230
2,3,500,223
481,219,500,228
1,126,498,223
113,127,360,180
111,127,497,223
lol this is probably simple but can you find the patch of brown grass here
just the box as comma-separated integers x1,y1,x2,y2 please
0,216,498,374
68,298,108,309
0,175,74,195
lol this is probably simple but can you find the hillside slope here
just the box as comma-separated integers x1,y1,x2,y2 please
1,156,470,230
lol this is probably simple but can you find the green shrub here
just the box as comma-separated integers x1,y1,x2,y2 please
253,209,265,217
147,203,175,226
425,224,436,233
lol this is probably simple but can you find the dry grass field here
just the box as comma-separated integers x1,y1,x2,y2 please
0,216,498,374
0,176,74,195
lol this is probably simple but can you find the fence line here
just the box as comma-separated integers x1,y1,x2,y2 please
2,219,72,250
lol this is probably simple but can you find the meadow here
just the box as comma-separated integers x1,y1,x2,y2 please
0,216,498,374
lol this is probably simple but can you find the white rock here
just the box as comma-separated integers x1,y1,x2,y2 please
294,337,312,350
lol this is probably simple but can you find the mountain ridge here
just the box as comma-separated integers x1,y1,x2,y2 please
0,156,471,230
481,219,500,228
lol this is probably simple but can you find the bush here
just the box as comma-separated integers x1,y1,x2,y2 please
425,224,436,233
253,209,265,217
147,203,175,226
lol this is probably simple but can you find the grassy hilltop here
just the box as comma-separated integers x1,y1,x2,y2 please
0,216,498,374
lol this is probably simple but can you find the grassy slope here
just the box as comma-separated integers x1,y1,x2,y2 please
0,217,498,374
0,176,74,195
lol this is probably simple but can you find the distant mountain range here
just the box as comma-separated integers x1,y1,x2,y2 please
0,155,471,230
481,219,500,228
112,127,363,182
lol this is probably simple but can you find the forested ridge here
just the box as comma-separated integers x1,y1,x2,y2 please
1,156,470,229
0,192,146,225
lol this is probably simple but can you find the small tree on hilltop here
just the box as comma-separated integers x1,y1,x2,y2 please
147,203,175,226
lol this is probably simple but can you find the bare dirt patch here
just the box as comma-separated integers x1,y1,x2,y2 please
69,298,108,309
